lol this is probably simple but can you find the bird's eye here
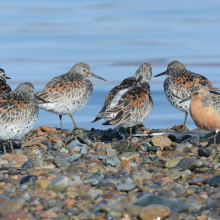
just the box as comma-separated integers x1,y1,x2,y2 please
83,69,86,72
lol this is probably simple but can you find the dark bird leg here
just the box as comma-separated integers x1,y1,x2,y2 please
129,127,133,142
120,128,125,140
182,112,188,130
201,131,218,146
9,139,14,154
59,115,63,132
69,114,77,129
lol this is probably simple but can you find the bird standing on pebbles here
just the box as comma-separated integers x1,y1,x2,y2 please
180,86,220,146
92,63,153,141
0,82,44,154
0,68,11,94
36,62,106,132
154,60,219,130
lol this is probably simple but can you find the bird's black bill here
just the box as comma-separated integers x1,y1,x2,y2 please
179,95,192,103
35,95,47,102
91,73,106,81
6,76,11,79
154,71,167,77
137,75,143,84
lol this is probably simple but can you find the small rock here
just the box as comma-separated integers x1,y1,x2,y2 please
107,148,117,157
34,159,43,167
54,140,66,149
208,175,220,187
36,179,51,189
116,183,137,192
1,153,28,163
37,125,56,133
83,172,104,186
198,148,211,157
47,176,69,193
21,192,31,201
175,139,193,153
0,198,26,215
21,160,34,169
54,158,70,168
106,207,123,219
39,210,58,219
147,145,161,152
134,194,188,213
106,157,120,166
20,175,38,184
177,158,207,171
165,157,183,169
151,136,172,150
139,204,171,220
125,205,141,217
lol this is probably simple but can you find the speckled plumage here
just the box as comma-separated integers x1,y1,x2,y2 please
155,60,218,129
0,82,40,154
92,63,153,138
0,68,11,94
36,62,106,131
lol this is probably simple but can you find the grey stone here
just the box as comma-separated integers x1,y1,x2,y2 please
107,148,117,157
116,183,137,192
208,175,220,187
20,175,38,184
83,172,104,186
34,159,43,167
21,160,34,169
106,207,123,219
47,176,69,193
134,194,188,213
175,138,193,153
177,158,207,171
53,140,66,149
54,158,70,168
21,192,30,201
106,157,120,166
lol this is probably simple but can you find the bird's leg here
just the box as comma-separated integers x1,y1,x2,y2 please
59,115,63,132
130,127,133,142
2,141,6,154
120,127,125,140
69,114,77,129
182,112,188,130
9,139,14,154
201,131,218,146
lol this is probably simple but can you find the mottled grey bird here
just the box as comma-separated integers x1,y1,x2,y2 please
154,60,219,130
0,82,44,154
92,63,153,141
36,62,106,132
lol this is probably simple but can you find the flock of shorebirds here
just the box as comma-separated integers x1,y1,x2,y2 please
0,60,220,154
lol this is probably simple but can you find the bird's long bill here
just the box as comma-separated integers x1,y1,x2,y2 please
35,95,47,102
179,95,192,104
91,73,106,81
6,76,11,79
209,87,220,92
154,70,167,77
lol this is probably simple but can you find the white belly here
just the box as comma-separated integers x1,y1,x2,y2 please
38,94,91,115
0,109,39,140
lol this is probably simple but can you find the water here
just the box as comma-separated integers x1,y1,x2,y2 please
1,0,220,130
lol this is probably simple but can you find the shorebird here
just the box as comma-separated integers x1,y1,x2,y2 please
154,60,219,130
92,63,153,141
180,86,220,146
36,62,106,132
0,82,44,154
0,68,11,94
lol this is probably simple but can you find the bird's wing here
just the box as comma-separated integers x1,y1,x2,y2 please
0,93,34,125
103,84,151,126
166,72,215,99
0,82,11,94
92,77,136,122
36,74,88,103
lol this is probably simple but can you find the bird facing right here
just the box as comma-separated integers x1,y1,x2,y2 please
180,85,220,146
0,68,11,94
92,63,153,141
154,60,219,130
0,82,44,154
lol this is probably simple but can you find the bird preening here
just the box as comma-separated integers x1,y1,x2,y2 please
1,60,220,154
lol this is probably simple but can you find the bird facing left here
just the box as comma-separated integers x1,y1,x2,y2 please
0,82,44,154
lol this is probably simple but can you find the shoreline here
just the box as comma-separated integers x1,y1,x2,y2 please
0,124,219,219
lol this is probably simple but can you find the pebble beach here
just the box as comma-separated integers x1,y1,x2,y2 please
0,124,220,220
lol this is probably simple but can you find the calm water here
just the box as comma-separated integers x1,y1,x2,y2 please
1,0,220,130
